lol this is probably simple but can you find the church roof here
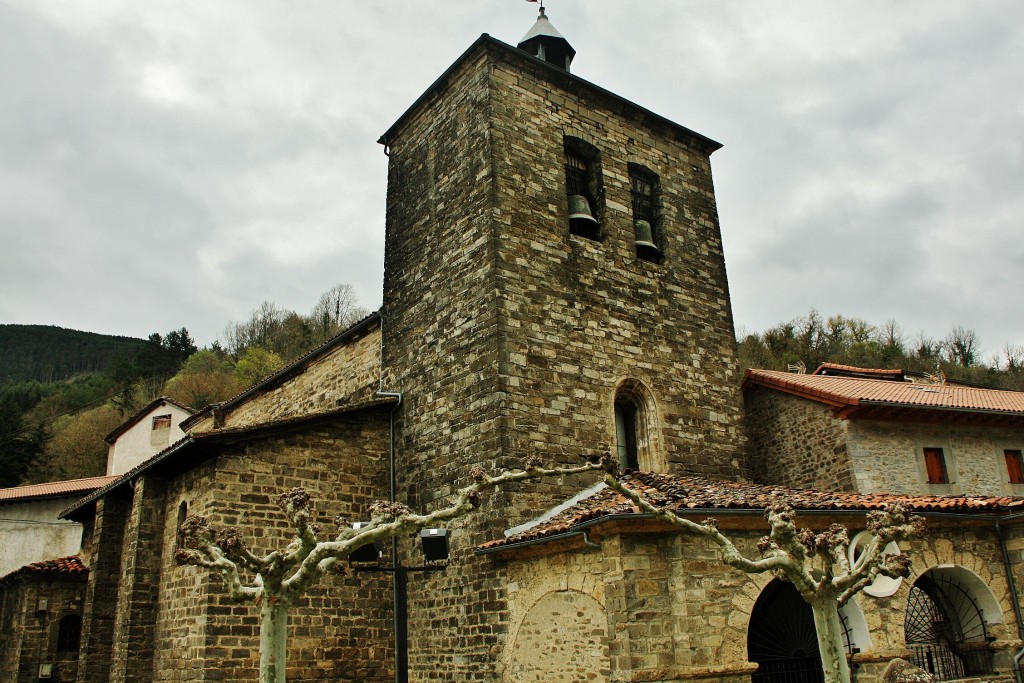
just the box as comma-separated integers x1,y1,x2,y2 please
0,476,119,504
478,471,1024,553
743,368,1024,420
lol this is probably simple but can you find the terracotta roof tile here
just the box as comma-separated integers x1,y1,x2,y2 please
0,556,88,582
744,368,1024,414
0,476,120,503
479,472,1024,551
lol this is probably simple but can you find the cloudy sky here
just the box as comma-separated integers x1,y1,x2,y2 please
2,1,1022,360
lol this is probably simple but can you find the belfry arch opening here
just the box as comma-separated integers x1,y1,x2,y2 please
613,379,661,472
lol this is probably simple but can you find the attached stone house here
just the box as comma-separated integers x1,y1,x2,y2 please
0,557,89,683
53,11,1024,683
742,363,1024,497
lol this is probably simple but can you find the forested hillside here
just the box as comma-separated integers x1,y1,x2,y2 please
737,309,1024,390
0,283,367,488
0,325,147,383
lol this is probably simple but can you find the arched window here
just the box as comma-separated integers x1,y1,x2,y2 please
613,380,662,472
56,614,81,652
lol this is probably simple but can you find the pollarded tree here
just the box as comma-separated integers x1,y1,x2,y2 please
176,458,601,683
601,457,925,683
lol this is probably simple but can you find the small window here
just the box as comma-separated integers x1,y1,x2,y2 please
176,500,188,550
614,399,639,470
629,164,662,262
152,415,172,431
1006,450,1024,484
564,137,603,240
923,447,948,484
56,614,81,652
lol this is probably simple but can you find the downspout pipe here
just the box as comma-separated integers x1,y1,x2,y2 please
377,319,407,683
995,517,1024,683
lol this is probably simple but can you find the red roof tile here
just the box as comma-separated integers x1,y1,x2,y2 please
743,368,1024,415
0,556,88,582
24,556,88,574
0,476,120,503
479,472,1024,551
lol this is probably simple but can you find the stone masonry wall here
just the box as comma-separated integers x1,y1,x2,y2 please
847,420,1024,497
110,474,168,682
381,47,513,683
199,326,382,433
77,495,129,683
0,575,87,683
381,39,746,682
490,51,746,484
744,386,855,491
151,410,393,683
499,521,1022,683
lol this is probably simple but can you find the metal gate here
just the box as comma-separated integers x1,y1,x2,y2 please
904,573,995,681
748,580,853,683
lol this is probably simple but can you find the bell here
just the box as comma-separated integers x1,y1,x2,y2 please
567,194,599,227
634,220,658,250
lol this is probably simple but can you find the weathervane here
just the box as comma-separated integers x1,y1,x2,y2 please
526,0,546,16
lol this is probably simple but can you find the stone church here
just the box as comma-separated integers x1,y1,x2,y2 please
23,9,1024,683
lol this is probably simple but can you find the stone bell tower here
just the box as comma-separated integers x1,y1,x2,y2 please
377,11,745,679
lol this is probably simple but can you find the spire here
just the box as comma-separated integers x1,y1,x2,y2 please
517,5,576,72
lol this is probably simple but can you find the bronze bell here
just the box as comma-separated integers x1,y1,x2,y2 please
568,194,599,227
634,219,657,250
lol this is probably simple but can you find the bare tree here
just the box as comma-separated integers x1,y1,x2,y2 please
310,283,367,334
176,458,601,683
601,459,923,683
944,325,980,367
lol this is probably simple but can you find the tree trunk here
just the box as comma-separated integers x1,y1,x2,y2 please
259,597,289,683
810,597,851,683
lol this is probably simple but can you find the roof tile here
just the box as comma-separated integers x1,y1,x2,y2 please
480,472,1024,550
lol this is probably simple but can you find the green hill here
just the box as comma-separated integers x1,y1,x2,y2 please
0,324,147,384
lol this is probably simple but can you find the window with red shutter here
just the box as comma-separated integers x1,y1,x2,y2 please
924,447,947,484
1006,449,1024,484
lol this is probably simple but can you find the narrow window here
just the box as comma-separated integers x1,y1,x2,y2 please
615,399,639,470
56,614,81,652
564,137,602,239
923,447,948,484
1006,449,1024,484
629,164,662,261
176,500,188,550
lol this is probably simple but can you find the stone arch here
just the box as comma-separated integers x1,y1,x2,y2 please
505,589,609,683
612,378,664,472
904,565,1001,679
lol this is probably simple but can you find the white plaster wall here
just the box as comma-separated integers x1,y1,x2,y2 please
0,497,84,577
106,404,192,476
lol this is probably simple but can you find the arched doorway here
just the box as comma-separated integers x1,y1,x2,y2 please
748,580,824,683
905,569,997,680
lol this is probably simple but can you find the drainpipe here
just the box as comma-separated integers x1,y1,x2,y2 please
995,517,1024,683
378,319,407,683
